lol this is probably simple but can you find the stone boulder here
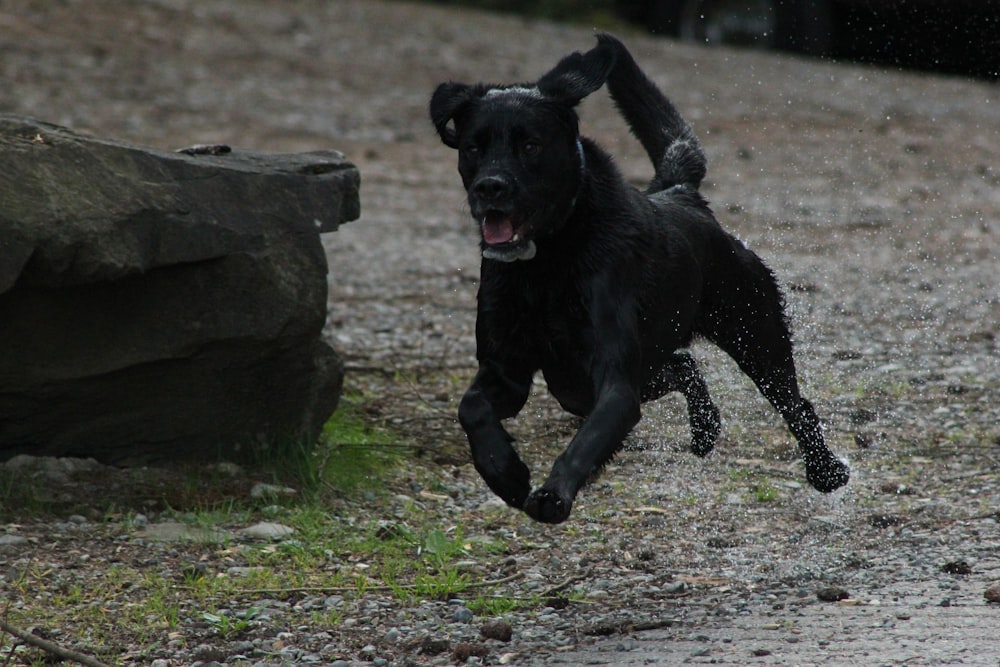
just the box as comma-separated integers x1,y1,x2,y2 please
0,115,360,464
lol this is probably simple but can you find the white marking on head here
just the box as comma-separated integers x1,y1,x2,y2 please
484,86,543,100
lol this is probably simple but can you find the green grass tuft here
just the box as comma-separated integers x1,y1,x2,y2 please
313,393,404,494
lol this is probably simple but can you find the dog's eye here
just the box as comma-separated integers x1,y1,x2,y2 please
463,144,480,157
522,140,541,157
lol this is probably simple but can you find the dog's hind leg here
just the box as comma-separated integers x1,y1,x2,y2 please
704,262,850,492
719,336,848,491
673,351,722,457
649,351,721,456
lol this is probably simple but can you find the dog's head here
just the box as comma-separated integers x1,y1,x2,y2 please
430,38,616,262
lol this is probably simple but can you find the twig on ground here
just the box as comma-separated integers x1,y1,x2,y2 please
392,413,457,425
583,617,676,636
540,569,592,598
0,619,111,667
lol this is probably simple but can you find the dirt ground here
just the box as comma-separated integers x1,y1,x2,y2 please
1,0,998,665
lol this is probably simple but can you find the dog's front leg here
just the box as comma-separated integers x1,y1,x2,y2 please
524,378,641,523
459,361,534,509
524,278,643,524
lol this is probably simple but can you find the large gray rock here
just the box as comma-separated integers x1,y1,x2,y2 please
0,115,360,464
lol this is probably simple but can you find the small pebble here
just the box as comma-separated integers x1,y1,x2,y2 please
869,514,902,529
816,587,850,602
420,637,450,655
985,584,1000,604
239,521,295,541
452,642,488,662
941,560,972,575
481,620,513,642
0,535,28,548
452,606,474,623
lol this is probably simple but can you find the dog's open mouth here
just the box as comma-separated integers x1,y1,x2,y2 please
480,211,536,262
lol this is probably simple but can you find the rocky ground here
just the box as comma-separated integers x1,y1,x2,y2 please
1,0,998,665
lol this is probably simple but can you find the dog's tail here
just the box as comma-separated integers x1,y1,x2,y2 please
597,33,706,192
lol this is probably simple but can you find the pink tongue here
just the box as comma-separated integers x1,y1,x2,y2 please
482,216,514,245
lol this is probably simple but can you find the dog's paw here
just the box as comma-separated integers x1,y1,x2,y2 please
471,438,533,509
689,403,721,457
805,455,850,493
523,488,573,524
489,461,532,510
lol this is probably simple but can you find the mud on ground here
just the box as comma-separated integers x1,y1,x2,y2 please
1,0,998,665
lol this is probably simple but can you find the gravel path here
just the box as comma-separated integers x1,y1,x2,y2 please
1,1,998,665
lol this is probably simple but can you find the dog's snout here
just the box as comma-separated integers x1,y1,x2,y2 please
472,175,511,201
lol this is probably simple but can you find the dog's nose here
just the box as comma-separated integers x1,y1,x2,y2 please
472,175,510,201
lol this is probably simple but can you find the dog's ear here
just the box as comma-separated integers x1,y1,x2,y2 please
536,35,618,106
430,82,477,149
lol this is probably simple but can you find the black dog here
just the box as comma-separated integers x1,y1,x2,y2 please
430,34,849,524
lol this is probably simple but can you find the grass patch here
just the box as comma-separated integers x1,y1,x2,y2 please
0,383,531,663
468,594,525,616
752,481,780,503
312,392,404,494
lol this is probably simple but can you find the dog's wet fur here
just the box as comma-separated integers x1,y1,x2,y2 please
430,34,849,524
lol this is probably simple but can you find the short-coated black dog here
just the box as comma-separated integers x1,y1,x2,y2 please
430,34,849,524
